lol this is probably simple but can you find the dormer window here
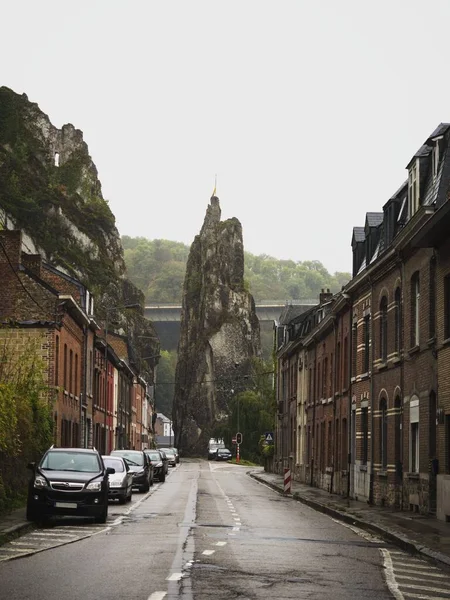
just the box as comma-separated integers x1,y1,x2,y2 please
432,136,443,179
408,160,419,218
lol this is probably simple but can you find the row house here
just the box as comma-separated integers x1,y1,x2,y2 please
274,122,450,522
0,228,155,453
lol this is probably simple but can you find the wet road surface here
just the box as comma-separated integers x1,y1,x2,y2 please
1,460,449,599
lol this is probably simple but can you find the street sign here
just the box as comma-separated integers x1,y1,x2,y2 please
265,431,274,444
232,436,237,444
236,432,242,445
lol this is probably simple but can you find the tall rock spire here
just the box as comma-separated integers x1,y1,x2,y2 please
172,195,260,455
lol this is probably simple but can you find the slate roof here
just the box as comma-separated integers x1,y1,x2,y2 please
352,226,365,243
426,123,450,141
387,180,408,202
278,304,309,326
366,212,383,228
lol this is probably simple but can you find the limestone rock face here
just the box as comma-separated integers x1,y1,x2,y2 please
173,196,260,455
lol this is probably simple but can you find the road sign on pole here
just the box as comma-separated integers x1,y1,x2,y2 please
264,431,274,445
232,436,237,444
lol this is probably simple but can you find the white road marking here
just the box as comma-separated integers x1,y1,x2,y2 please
166,573,183,581
394,568,447,578
393,561,439,570
202,550,215,555
402,594,450,599
380,549,404,600
216,542,227,546
399,583,450,594
232,526,240,531
147,592,167,600
29,531,75,537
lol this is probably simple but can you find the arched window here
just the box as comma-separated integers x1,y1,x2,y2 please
394,288,401,354
380,398,388,470
380,297,388,362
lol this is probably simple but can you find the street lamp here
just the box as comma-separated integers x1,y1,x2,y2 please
102,302,140,454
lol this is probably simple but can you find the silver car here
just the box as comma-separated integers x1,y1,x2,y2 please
103,455,133,504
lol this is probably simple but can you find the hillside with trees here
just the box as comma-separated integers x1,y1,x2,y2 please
122,236,351,303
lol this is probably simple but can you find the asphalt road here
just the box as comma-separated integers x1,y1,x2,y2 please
1,460,450,600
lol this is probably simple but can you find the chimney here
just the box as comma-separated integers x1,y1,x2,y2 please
0,230,22,269
319,289,333,305
21,252,42,276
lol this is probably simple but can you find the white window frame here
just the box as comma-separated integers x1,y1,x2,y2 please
408,160,419,218
410,397,419,473
432,137,442,179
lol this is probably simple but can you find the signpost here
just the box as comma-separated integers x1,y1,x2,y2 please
236,432,242,463
264,431,274,445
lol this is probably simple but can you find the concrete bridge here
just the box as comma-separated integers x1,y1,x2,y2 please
144,299,318,323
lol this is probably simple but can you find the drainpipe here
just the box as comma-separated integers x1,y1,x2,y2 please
310,342,316,487
400,256,405,510
347,296,353,499
80,324,88,447
369,275,375,505
331,316,337,495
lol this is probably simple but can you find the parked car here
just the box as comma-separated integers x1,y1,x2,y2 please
102,455,133,503
110,450,153,492
159,447,177,467
26,446,114,524
208,438,225,460
172,447,180,464
215,448,232,461
158,449,170,476
144,449,166,482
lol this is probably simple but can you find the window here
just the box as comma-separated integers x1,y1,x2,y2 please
343,336,348,389
380,398,388,470
363,316,370,373
352,323,357,377
75,354,78,397
394,288,401,353
323,356,328,398
432,140,440,179
394,396,402,476
361,406,369,465
429,257,436,339
445,275,450,340
317,362,321,400
55,335,59,386
336,342,341,392
410,397,419,473
329,353,333,397
408,161,419,217
69,349,73,394
63,344,67,390
429,391,436,460
380,297,388,362
411,272,420,347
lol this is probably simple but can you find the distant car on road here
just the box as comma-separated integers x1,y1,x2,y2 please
215,448,232,461
208,438,225,460
102,455,133,503
26,446,114,524
159,447,177,467
172,447,180,464
144,449,166,482
110,450,153,492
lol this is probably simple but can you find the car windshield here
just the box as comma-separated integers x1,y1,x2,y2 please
218,449,230,454
111,451,144,466
146,452,161,461
160,448,174,456
41,451,101,472
103,457,125,472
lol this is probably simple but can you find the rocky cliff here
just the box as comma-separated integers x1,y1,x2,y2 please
0,87,159,374
172,196,260,455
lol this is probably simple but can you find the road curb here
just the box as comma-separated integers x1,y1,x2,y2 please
248,472,450,569
0,521,33,546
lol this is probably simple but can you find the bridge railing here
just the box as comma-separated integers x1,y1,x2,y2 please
145,299,319,309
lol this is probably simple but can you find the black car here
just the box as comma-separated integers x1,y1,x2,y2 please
110,450,153,492
26,446,114,523
144,449,166,482
215,448,232,461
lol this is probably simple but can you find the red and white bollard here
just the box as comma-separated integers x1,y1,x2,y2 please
236,445,240,463
284,468,291,494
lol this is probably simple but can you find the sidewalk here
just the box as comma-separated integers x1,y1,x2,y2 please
248,467,450,569
0,505,30,544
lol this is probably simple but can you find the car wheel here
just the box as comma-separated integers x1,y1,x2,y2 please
119,494,127,505
126,488,132,502
143,479,150,492
95,502,108,524
160,472,166,483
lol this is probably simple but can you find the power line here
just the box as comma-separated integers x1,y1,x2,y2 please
0,237,48,313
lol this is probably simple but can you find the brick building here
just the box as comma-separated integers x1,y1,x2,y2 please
275,122,450,521
0,228,155,452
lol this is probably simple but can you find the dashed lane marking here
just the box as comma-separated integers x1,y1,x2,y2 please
202,550,215,556
166,573,183,581
147,592,167,600
216,542,227,546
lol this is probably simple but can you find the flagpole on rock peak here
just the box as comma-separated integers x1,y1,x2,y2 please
212,174,217,197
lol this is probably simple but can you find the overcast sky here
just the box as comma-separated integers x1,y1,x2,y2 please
2,1,450,274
